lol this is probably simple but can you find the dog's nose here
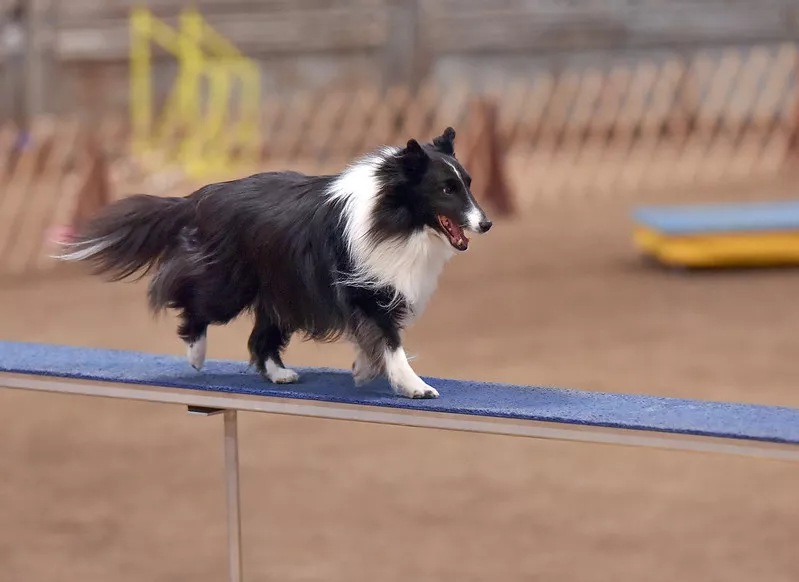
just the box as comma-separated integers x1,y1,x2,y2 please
478,220,493,233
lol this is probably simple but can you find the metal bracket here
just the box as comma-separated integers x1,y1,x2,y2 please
187,405,224,416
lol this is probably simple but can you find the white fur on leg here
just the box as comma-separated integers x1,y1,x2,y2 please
265,358,299,384
186,334,207,370
383,347,438,399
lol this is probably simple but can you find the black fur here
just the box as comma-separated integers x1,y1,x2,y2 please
62,128,489,393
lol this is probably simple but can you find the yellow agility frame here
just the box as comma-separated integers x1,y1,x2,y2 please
634,226,799,268
130,5,261,180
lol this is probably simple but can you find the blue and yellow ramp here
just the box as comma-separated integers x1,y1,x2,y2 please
632,201,799,268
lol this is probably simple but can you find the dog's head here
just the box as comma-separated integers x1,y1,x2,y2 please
384,127,492,251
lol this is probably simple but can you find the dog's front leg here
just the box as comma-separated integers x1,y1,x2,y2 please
351,318,438,399
382,345,439,399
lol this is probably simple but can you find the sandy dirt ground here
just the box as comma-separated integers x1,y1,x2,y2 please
1,185,799,582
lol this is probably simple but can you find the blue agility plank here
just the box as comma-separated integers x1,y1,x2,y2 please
632,200,799,235
1,341,798,446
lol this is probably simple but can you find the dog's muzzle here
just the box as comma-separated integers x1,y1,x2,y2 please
465,206,492,234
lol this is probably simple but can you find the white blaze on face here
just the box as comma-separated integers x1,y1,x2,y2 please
442,158,484,232
466,206,485,231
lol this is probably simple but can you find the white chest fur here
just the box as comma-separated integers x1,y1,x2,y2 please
363,230,455,319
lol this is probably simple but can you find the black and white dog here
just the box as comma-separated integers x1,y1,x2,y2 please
59,127,492,398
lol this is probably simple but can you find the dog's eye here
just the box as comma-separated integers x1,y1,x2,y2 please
443,185,452,194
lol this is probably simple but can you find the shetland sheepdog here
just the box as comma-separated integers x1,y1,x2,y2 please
58,127,492,398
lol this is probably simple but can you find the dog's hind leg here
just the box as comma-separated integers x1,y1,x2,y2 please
351,347,382,386
149,253,211,371
186,334,207,370
178,314,209,371
248,310,298,384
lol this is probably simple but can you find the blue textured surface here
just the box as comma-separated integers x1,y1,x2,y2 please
1,341,798,445
632,201,799,235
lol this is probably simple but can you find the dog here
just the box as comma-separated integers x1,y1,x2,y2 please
58,127,492,398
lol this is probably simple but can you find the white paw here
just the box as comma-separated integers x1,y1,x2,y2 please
265,359,300,384
395,381,439,399
186,336,207,371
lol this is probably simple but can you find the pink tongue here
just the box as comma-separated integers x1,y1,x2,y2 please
446,222,468,246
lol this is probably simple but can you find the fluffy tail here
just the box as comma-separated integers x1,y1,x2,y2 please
57,194,194,281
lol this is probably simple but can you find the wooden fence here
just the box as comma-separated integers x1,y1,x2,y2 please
0,118,110,280
2,41,799,279
176,41,799,206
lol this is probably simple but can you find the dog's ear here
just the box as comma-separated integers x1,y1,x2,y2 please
400,138,430,179
432,126,456,156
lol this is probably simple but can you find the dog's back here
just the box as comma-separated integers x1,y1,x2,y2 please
179,170,350,311
62,170,352,337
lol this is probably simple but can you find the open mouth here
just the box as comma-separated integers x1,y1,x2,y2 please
437,215,469,251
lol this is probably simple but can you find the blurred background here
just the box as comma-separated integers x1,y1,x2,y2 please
1,1,799,581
